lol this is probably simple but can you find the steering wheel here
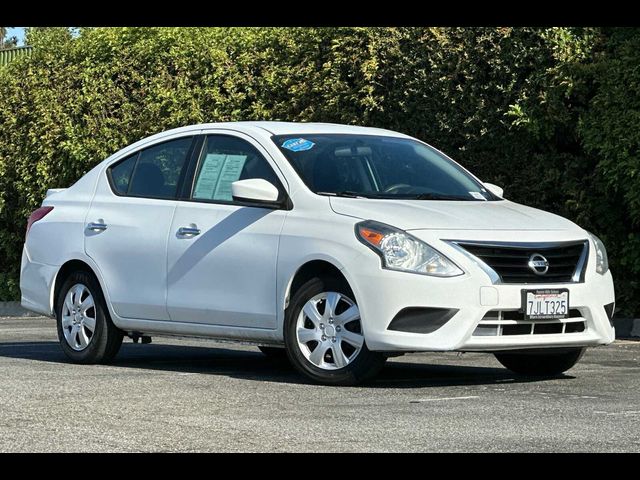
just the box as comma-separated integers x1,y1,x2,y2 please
383,183,413,194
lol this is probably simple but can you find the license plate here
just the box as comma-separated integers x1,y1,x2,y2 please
522,289,569,320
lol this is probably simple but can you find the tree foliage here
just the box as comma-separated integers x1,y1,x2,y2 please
0,27,18,49
0,27,638,314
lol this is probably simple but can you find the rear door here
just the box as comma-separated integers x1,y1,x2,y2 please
85,135,197,320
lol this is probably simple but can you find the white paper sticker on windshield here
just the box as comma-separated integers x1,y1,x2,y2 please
469,191,487,200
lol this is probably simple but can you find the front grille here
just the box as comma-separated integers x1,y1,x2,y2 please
473,309,587,337
455,241,588,284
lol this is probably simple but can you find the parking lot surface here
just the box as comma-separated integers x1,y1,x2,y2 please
1,316,639,452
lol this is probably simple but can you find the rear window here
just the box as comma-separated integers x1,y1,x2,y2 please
107,137,193,199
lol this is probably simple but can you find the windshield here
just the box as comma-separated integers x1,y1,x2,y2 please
272,134,500,201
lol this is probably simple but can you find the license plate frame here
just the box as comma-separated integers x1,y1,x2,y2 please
521,288,570,320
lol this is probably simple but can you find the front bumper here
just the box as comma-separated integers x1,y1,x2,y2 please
342,232,616,353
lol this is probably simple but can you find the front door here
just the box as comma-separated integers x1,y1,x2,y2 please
166,133,288,328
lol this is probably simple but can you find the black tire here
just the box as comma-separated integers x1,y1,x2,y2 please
55,269,123,364
494,347,586,376
284,276,386,385
258,346,288,360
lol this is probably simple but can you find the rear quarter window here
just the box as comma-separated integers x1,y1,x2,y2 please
106,137,193,199
108,153,138,195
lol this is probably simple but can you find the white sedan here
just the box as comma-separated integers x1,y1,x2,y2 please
20,122,616,385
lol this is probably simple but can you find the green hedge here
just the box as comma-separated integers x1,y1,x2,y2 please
0,27,638,315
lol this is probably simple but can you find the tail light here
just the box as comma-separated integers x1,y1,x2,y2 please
26,206,54,239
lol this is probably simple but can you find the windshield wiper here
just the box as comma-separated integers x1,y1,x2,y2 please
411,193,477,201
317,191,370,198
317,191,477,200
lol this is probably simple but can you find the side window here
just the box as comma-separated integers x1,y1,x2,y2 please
192,135,282,202
108,153,138,195
107,137,193,199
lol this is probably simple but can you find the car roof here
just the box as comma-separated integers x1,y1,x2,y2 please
105,121,414,166
232,121,409,137
152,121,411,138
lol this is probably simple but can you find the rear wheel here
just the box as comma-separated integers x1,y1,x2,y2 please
284,276,386,385
55,270,123,364
494,347,586,376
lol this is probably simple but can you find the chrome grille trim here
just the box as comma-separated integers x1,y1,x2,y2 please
445,240,589,284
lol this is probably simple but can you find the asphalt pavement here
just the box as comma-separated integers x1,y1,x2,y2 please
1,316,639,452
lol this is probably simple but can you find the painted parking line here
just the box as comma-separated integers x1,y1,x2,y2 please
594,410,640,416
410,395,479,403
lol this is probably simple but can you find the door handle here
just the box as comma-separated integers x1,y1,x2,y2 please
178,226,201,237
87,222,108,232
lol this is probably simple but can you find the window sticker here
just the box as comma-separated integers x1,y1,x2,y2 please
193,153,247,201
193,154,226,200
469,191,487,200
281,138,315,152
214,155,247,201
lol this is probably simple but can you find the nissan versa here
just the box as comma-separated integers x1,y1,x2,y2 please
20,122,616,385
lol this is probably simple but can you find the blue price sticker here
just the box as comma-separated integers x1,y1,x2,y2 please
281,138,315,152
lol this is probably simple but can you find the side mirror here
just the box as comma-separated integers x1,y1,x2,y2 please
483,182,504,198
232,178,280,204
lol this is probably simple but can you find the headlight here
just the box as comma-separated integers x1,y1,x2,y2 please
588,231,609,275
356,220,463,277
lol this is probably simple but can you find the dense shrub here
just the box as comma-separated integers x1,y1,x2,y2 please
0,27,638,315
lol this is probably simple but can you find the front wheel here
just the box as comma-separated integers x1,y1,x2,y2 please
284,276,386,385
494,347,586,376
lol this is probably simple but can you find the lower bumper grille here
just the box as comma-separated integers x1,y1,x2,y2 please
473,309,587,337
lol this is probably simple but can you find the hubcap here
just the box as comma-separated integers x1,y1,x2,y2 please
61,283,96,351
296,291,364,370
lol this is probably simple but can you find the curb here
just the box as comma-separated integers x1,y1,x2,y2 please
0,301,40,317
614,318,640,340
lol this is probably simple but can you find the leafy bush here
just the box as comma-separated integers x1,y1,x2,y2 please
577,28,640,315
0,27,638,315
